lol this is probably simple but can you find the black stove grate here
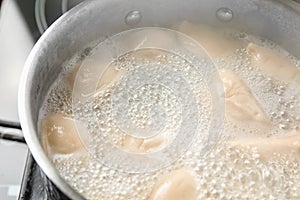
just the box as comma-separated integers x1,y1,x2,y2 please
18,153,71,200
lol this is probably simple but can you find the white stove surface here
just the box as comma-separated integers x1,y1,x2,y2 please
0,0,33,199
0,127,27,200
0,0,34,123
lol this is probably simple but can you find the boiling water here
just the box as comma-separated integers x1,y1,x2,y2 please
40,25,300,200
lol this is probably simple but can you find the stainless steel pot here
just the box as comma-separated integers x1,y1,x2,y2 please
19,0,300,199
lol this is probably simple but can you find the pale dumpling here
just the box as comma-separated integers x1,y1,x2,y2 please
42,113,84,155
65,61,96,99
67,28,177,99
247,43,300,83
219,69,270,125
148,168,197,200
176,21,244,58
94,28,177,96
66,60,125,100
95,48,171,94
120,134,165,153
96,64,125,91
230,132,300,161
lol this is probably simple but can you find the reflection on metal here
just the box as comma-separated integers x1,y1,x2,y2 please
34,0,47,33
35,0,85,34
0,129,25,143
61,0,68,14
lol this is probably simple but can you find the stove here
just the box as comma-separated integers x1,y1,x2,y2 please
0,0,83,199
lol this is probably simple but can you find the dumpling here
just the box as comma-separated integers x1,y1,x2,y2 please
96,64,125,91
120,134,165,153
41,113,85,155
176,21,245,58
219,69,270,125
148,168,197,200
230,133,300,161
66,60,125,100
95,48,171,93
247,43,300,83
